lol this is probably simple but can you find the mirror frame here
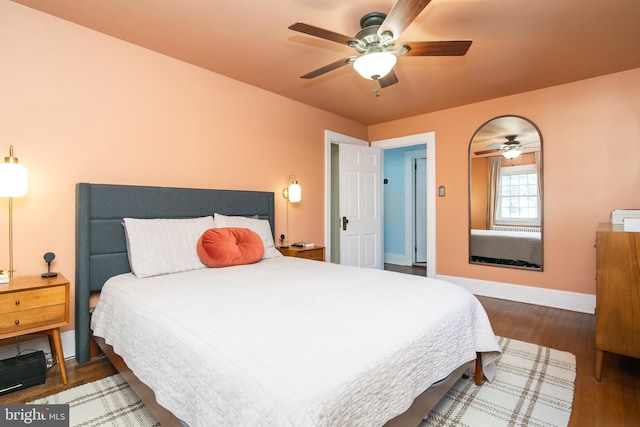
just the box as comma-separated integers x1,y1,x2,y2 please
468,115,544,271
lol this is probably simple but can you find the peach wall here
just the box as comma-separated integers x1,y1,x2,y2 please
370,67,640,296
0,1,367,331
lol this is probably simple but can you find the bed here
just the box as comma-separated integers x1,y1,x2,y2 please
470,228,542,268
76,183,501,427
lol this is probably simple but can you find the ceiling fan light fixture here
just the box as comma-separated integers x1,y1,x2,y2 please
353,52,397,80
501,147,523,159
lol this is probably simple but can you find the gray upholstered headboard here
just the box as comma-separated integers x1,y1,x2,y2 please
75,183,275,362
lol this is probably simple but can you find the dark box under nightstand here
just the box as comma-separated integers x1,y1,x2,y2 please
0,351,47,395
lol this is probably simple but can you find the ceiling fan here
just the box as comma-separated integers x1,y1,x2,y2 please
474,135,536,159
288,0,472,90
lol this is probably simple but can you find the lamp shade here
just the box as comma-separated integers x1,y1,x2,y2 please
353,52,397,80
0,153,28,197
501,148,522,159
288,182,302,203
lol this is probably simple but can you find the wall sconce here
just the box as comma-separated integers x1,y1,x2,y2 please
281,175,301,248
283,175,301,203
0,146,28,278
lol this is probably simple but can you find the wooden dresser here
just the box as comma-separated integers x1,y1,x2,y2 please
0,274,70,384
595,223,640,380
277,246,325,261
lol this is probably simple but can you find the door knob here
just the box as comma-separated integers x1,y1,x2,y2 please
342,216,349,231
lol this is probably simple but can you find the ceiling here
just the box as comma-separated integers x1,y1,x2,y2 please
11,0,640,126
471,116,541,158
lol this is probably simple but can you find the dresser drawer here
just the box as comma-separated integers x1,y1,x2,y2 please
0,304,66,334
0,286,66,313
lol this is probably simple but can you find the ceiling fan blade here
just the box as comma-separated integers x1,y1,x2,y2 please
404,40,473,56
378,69,399,88
474,149,499,156
378,0,433,40
289,22,358,46
300,57,354,79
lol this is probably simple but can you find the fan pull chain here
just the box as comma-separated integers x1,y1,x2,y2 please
373,78,381,97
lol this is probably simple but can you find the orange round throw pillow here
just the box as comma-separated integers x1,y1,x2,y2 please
197,227,265,267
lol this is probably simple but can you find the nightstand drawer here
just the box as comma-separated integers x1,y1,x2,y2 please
277,246,325,261
0,286,66,313
0,304,66,334
299,248,324,261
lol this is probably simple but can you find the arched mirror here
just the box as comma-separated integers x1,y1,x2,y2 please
469,115,543,271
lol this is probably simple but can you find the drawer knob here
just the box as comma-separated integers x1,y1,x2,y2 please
14,320,20,325
15,300,20,305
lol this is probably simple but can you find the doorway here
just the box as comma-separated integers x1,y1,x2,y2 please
325,130,436,278
382,146,427,267
372,132,435,278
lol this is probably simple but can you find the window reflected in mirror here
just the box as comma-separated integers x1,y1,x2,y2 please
468,115,543,271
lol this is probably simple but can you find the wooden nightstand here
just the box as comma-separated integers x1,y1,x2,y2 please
0,274,70,384
277,246,325,261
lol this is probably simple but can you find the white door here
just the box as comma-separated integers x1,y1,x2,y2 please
339,143,382,269
415,157,427,264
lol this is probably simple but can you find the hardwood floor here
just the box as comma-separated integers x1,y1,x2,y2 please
384,263,427,276
478,296,640,427
2,276,639,426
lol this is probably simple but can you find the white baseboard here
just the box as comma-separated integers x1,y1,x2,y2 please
438,274,596,314
61,330,75,359
0,330,76,362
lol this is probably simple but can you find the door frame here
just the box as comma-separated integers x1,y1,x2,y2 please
372,132,436,278
324,130,436,278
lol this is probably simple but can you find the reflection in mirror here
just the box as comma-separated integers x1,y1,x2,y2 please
469,115,543,271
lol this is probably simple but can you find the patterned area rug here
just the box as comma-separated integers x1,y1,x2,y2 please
30,337,575,427
30,374,159,426
421,337,576,427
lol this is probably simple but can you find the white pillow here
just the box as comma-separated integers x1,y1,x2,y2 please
123,216,215,278
213,213,282,259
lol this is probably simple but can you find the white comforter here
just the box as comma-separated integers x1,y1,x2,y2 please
91,257,500,427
